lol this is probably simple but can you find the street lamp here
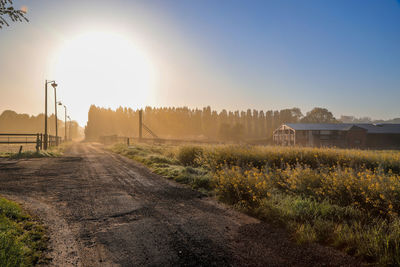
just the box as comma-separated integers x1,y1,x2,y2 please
58,102,67,142
44,80,57,150
54,85,60,145
67,116,71,141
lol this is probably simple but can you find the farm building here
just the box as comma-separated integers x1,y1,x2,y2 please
273,123,400,149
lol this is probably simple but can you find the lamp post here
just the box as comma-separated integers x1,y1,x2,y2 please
58,102,67,142
67,116,71,141
44,80,57,150
54,85,60,145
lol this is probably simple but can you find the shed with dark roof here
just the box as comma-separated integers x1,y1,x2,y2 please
273,123,400,149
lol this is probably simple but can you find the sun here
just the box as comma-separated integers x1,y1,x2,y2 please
51,31,156,123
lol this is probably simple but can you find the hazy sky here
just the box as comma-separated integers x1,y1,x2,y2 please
1,0,399,126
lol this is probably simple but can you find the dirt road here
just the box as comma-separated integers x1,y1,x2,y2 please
0,143,361,266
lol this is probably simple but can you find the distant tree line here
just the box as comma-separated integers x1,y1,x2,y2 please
84,105,339,141
0,110,82,140
339,115,400,124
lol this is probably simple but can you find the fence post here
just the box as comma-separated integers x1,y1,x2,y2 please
36,133,40,152
40,134,43,150
127,137,130,146
139,110,143,141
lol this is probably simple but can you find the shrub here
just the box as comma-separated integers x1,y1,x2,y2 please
176,146,203,166
192,175,212,190
175,173,193,184
148,155,176,165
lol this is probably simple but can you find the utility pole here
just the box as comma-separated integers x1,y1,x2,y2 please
139,109,143,141
67,116,71,141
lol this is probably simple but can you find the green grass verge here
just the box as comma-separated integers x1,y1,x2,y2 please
0,197,48,266
245,193,400,265
110,143,213,194
0,142,72,159
0,151,61,159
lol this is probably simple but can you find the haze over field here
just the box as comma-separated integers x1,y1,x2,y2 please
1,0,400,127
2,2,400,266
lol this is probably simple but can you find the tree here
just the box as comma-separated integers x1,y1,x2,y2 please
289,107,303,122
301,107,337,123
0,110,83,140
279,108,303,124
218,122,244,141
339,115,372,123
0,0,28,29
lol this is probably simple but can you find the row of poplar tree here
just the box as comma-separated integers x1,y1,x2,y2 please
84,105,338,141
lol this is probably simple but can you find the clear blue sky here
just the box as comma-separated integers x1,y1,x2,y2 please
0,0,399,125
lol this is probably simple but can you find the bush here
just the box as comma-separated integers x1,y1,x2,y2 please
175,173,193,184
192,175,212,190
148,155,176,165
176,146,203,166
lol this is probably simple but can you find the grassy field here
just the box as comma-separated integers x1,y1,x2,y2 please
111,143,400,266
0,197,48,266
0,144,38,153
0,143,69,159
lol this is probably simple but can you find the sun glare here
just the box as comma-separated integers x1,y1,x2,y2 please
52,32,156,122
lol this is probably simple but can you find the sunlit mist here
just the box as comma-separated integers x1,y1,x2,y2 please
52,31,157,123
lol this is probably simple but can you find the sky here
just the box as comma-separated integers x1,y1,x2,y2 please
0,0,399,126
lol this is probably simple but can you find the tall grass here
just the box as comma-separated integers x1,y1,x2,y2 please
197,145,400,173
209,147,400,265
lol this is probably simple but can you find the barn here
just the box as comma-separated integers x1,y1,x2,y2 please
273,123,400,149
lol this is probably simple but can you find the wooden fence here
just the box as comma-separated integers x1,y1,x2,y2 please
0,133,62,151
98,135,267,146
